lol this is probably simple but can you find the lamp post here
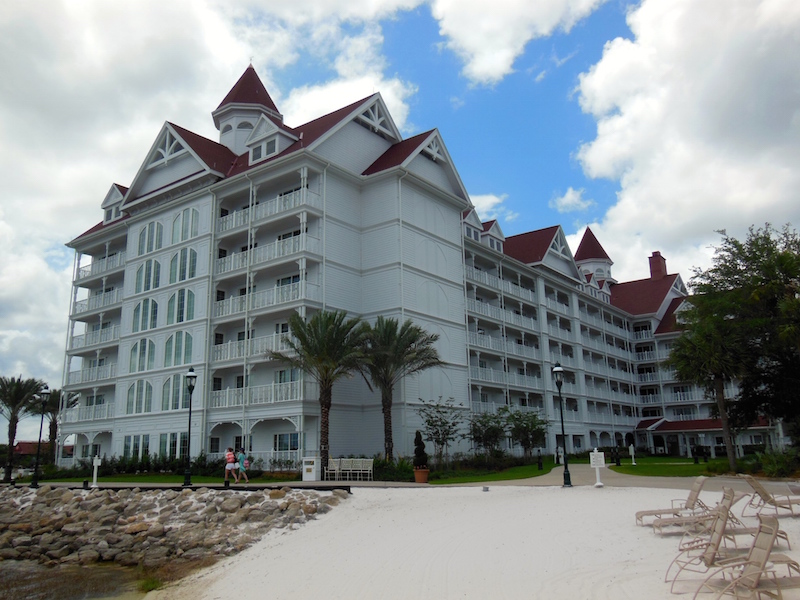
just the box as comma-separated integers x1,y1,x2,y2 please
551,363,572,487
183,367,197,487
31,386,50,489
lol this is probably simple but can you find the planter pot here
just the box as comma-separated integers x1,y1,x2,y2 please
414,468,429,484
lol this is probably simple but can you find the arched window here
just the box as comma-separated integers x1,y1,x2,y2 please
171,208,199,244
237,121,253,129
167,289,195,324
165,331,193,367
129,338,156,372
127,380,153,414
169,248,197,283
162,374,190,410
135,259,161,293
138,221,163,256
132,298,158,332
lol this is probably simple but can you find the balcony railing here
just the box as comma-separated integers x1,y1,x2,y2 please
639,394,662,405
64,403,115,423
472,401,542,417
67,363,117,385
464,266,536,303
633,330,654,340
548,326,573,341
469,367,542,390
212,333,294,362
214,282,321,318
70,325,121,350
76,252,126,281
73,289,124,315
637,372,660,383
216,235,321,275
216,189,322,234
545,298,571,315
209,380,318,408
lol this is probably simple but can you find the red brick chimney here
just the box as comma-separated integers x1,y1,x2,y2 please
649,251,667,280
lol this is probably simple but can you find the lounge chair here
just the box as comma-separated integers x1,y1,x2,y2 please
325,458,340,481
657,488,736,538
635,476,710,526
740,474,800,517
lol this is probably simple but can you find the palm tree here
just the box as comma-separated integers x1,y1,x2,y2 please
268,310,369,468
29,389,78,463
0,375,46,481
364,317,442,462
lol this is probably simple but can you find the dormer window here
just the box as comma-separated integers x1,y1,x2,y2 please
250,137,278,164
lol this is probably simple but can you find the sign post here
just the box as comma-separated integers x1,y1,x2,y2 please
629,444,636,466
590,448,605,488
91,455,102,488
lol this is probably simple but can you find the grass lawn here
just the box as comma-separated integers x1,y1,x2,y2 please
430,462,556,484
21,472,301,485
608,455,730,477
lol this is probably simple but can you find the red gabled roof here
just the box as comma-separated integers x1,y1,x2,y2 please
574,227,610,261
654,297,686,335
216,64,280,114
13,441,41,455
362,130,433,176
504,226,559,264
114,184,129,195
482,220,497,232
635,418,664,430
610,273,678,315
68,212,131,245
169,123,237,175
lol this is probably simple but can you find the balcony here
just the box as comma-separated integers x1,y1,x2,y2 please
70,326,121,350
671,390,705,403
633,330,654,340
464,267,536,303
637,372,660,383
469,367,542,390
76,252,126,281
73,289,123,315
548,326,573,341
545,298,571,316
216,235,321,276
214,282,321,318
67,363,117,385
216,189,322,234
212,333,294,362
209,380,317,408
64,403,115,423
471,401,542,417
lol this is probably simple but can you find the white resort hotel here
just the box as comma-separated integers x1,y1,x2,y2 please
58,66,780,468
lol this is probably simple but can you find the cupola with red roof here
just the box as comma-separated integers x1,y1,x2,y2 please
212,65,284,155
574,227,616,284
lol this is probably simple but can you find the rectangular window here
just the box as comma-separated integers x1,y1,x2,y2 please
213,377,222,391
274,433,299,451
160,433,168,457
142,435,150,457
169,433,178,458
123,436,132,459
216,290,225,302
234,435,243,451
132,435,140,459
209,437,220,453
215,333,224,345
180,432,188,459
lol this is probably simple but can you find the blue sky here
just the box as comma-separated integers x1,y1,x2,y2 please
1,0,799,443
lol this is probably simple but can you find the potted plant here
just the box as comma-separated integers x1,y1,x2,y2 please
413,430,430,483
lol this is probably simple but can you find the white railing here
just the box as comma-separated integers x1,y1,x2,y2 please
64,403,115,423
469,367,542,390
73,289,124,315
639,394,661,405
636,351,657,362
467,298,505,321
214,282,321,318
67,363,117,384
207,450,302,470
500,279,536,303
209,380,317,408
545,298,571,315
464,267,536,303
550,354,577,368
468,332,505,353
70,325,121,350
672,391,705,403
216,189,322,234
472,401,542,417
505,341,540,361
504,310,538,330
548,326,573,341
637,372,660,383
212,333,294,362
216,235,321,275
633,330,653,340
76,252,126,280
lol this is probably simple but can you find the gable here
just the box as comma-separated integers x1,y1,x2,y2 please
541,228,582,280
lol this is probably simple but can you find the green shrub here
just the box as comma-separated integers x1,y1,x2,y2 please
758,450,797,478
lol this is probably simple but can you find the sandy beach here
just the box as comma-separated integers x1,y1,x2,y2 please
146,466,800,599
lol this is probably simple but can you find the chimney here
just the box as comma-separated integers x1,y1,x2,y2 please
649,251,667,280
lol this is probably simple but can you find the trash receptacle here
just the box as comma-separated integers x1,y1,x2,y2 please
302,456,320,482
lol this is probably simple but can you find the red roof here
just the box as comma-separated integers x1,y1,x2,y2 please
654,297,685,335
482,220,497,232
13,441,41,455
635,418,664,430
216,65,280,114
574,227,610,261
504,226,559,264
610,273,678,315
362,130,433,176
169,123,237,174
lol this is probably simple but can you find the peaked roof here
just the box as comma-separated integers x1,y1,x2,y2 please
610,273,679,315
575,227,611,262
169,123,237,175
216,64,279,114
362,130,433,175
654,297,685,335
504,226,560,264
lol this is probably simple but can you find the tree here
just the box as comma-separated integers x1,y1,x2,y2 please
501,407,548,458
417,396,465,467
29,389,78,463
466,411,506,456
364,317,442,462
268,310,369,469
0,375,46,481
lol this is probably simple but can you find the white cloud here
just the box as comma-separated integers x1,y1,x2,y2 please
470,193,520,224
430,0,606,85
575,0,800,282
549,187,595,212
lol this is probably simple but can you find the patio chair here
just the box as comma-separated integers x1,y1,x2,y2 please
740,474,800,517
659,488,737,539
339,458,354,480
325,458,341,481
636,476,710,526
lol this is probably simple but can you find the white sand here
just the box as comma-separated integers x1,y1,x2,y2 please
146,483,800,600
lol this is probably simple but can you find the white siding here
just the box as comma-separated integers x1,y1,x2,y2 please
315,121,392,175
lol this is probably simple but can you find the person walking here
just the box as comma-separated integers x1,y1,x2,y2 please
237,447,250,483
224,447,237,483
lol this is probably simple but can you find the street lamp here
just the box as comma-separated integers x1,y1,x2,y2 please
183,367,197,487
551,363,572,487
31,386,50,489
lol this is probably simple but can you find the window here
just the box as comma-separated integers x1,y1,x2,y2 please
170,248,197,283
86,394,105,406
275,322,289,335
123,435,149,459
135,259,161,293
138,221,163,256
274,432,299,452
167,289,195,324
165,331,193,367
126,380,153,414
276,368,299,383
129,338,156,372
180,432,188,459
172,208,199,244
277,274,300,301
169,433,178,458
209,437,220,453
213,377,222,391
162,374,190,410
251,145,262,161
142,434,150,457
132,298,158,332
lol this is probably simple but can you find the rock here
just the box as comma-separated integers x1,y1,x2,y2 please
219,497,244,513
269,489,287,499
11,535,32,548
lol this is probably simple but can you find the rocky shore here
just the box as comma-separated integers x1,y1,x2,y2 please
0,485,348,571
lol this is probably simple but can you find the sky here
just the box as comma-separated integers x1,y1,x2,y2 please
1,0,799,443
